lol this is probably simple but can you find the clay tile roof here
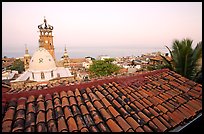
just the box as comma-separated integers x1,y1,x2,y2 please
27,95,35,104
57,116,68,132
12,118,24,132
53,92,60,99
37,122,47,132
2,120,13,132
45,94,52,101
46,109,55,122
67,116,78,132
74,88,81,97
106,119,123,132
67,90,75,97
60,91,68,98
61,97,69,108
47,120,57,132
2,69,202,132
37,94,44,102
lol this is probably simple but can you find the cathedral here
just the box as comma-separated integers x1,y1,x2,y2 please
10,18,74,89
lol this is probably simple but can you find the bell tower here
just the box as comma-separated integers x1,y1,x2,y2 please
38,17,56,61
24,44,31,71
63,45,70,68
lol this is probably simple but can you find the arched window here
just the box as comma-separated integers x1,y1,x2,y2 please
51,71,54,77
41,72,45,79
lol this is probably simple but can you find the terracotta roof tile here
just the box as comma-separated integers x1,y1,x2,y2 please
101,97,112,108
46,109,55,122
95,90,105,100
74,88,81,97
135,126,145,132
99,108,112,121
69,96,77,107
112,99,122,109
46,100,53,111
157,115,172,129
75,115,87,131
3,108,15,122
47,120,57,132
45,94,52,101
2,120,13,132
106,118,123,132
36,111,46,124
93,100,104,110
27,95,35,104
25,125,35,132
55,106,64,119
138,111,150,123
162,113,177,128
72,105,81,117
67,90,75,97
178,106,192,120
67,116,78,132
82,93,90,103
106,94,114,102
89,92,100,102
143,108,153,118
26,102,36,114
12,118,24,132
152,117,168,132
107,106,120,118
161,102,174,112
85,87,92,94
80,127,89,132
36,122,47,132
89,125,99,132
116,116,132,132
15,109,25,120
57,116,68,132
37,101,45,113
86,101,96,112
36,94,44,102
129,103,140,113
119,107,130,119
143,125,153,132
133,101,145,111
157,104,168,113
61,97,69,108
97,122,111,132
63,106,73,121
90,110,103,125
53,92,60,99
83,114,95,128
101,89,109,96
25,112,35,128
80,104,89,115
60,91,68,98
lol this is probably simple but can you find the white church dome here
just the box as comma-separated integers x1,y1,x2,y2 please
29,47,56,71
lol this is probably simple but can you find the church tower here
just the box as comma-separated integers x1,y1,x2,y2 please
38,17,56,61
63,45,70,68
24,44,31,71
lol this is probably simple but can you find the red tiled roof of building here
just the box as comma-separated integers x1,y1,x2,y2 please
2,69,202,132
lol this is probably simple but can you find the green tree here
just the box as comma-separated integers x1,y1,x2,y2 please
89,58,120,77
161,38,202,81
9,59,25,73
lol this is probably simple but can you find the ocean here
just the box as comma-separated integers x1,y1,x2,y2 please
2,47,169,60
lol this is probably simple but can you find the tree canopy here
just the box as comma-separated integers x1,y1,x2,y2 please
89,58,120,77
9,59,25,73
161,38,202,82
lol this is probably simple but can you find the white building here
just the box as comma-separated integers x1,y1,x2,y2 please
11,47,73,83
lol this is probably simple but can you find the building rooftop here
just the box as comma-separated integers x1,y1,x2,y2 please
2,69,202,132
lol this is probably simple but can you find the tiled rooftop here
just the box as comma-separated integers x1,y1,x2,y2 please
2,69,202,132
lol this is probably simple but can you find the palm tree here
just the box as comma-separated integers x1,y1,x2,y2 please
161,39,202,81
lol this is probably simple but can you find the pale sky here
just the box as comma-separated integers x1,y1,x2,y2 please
2,2,202,59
